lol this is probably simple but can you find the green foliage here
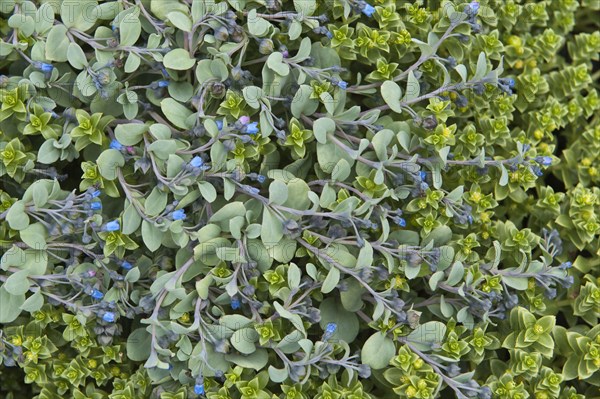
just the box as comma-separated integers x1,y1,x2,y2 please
0,0,599,398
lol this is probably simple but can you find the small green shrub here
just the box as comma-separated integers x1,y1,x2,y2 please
0,0,599,398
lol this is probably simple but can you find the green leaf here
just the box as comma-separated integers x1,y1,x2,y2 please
31,183,49,209
331,159,351,182
61,0,98,31
196,59,229,84
46,25,70,62
210,202,246,222
225,349,269,371
125,267,141,283
361,332,395,370
261,207,283,246
404,71,420,102
0,286,25,323
37,140,60,164
340,279,363,312
474,52,488,80
125,53,141,73
407,321,447,351
321,266,340,294
242,86,263,109
372,129,395,161
317,142,354,174
161,98,194,129
67,43,88,69
115,123,148,145
499,164,509,186
268,366,289,383
220,314,252,330
195,276,213,299
93,2,121,20
145,187,168,217
127,328,152,361
455,64,468,82
313,117,335,144
6,201,29,230
1,245,24,270
164,49,196,70
231,328,259,354
502,275,529,290
247,9,270,36
429,271,445,291
20,290,44,312
142,221,163,252
320,92,335,115
19,223,47,249
122,202,142,235
4,269,31,296
167,11,192,32
267,52,290,76
319,298,359,343
198,181,217,203
291,85,318,118
120,11,142,46
283,179,311,211
287,263,301,289
445,261,464,286
97,149,125,180
148,139,177,159
269,180,288,205
381,80,403,113
356,242,373,268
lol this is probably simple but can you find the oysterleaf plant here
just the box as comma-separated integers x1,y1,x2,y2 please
0,0,599,398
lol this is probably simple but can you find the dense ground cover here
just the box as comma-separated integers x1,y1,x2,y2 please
0,0,599,398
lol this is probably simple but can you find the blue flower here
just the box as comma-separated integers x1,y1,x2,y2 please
420,171,427,181
562,275,574,288
394,216,407,227
38,63,54,73
337,81,348,90
90,289,104,300
257,175,266,183
559,261,572,269
245,121,259,135
190,156,204,168
215,120,224,130
231,297,241,310
90,202,102,211
194,384,205,395
325,30,333,39
90,190,101,198
105,220,120,232
122,261,133,271
544,288,557,299
325,323,337,334
362,3,376,17
157,80,170,88
323,323,337,340
102,312,116,323
507,78,515,88
535,156,553,166
110,139,123,150
469,1,480,13
171,209,187,221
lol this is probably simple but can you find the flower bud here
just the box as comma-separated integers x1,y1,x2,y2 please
259,39,275,55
